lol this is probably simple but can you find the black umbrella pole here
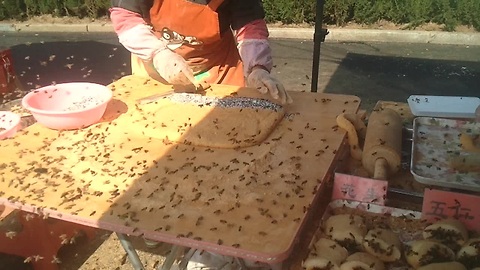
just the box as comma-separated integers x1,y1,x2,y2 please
311,0,327,92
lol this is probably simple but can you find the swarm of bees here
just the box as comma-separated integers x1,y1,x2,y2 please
0,75,360,256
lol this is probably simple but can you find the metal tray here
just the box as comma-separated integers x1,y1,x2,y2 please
408,95,480,119
411,117,480,191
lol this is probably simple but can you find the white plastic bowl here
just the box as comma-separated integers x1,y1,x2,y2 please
22,82,113,130
0,111,21,139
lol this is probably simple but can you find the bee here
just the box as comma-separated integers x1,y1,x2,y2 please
5,231,17,239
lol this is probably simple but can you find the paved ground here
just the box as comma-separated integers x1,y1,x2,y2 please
1,32,479,111
0,31,479,269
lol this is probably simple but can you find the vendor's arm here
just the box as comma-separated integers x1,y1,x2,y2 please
234,21,272,78
231,1,292,104
110,0,160,60
110,0,195,85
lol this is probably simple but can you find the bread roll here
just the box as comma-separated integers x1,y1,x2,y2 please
302,257,340,270
423,218,468,249
313,238,349,265
363,228,402,262
325,214,367,250
416,261,466,270
339,261,373,270
457,238,480,269
459,133,480,153
340,252,385,270
405,240,455,269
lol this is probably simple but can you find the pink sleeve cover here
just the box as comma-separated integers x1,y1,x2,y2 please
235,19,273,77
110,7,166,60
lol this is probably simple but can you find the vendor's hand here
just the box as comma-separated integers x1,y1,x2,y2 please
247,68,293,104
153,49,196,86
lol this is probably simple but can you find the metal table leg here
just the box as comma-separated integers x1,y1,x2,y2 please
159,244,186,270
116,232,146,270
115,234,250,270
178,248,197,270
235,257,248,269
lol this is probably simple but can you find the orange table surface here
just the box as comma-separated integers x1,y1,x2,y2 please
0,75,360,263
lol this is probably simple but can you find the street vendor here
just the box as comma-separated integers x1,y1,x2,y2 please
110,0,292,104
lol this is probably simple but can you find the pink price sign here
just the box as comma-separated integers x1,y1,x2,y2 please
422,189,480,232
332,173,388,205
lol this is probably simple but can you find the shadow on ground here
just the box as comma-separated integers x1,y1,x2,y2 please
10,40,131,92
323,51,480,110
268,39,480,111
1,37,480,269
6,38,480,112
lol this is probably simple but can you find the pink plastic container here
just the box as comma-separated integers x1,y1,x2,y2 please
22,82,113,130
0,111,21,139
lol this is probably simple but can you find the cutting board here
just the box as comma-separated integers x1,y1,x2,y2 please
0,75,360,262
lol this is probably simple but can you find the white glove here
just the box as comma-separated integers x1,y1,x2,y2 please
152,49,196,86
247,68,292,104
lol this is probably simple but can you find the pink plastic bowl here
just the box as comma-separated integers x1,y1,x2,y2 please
0,111,21,139
22,82,113,130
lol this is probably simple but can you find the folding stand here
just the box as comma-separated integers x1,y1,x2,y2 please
311,0,329,92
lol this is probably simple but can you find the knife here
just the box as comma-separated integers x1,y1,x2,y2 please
135,90,176,105
136,82,211,105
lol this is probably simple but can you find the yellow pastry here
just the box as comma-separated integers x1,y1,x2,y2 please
405,240,455,269
340,252,385,270
312,238,349,265
363,228,402,262
459,133,480,153
416,261,466,270
325,214,367,249
423,218,468,249
457,238,480,269
302,257,340,270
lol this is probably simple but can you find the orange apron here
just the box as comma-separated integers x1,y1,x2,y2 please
131,0,245,86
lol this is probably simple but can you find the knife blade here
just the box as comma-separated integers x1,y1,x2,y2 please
135,90,176,105
135,83,211,105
